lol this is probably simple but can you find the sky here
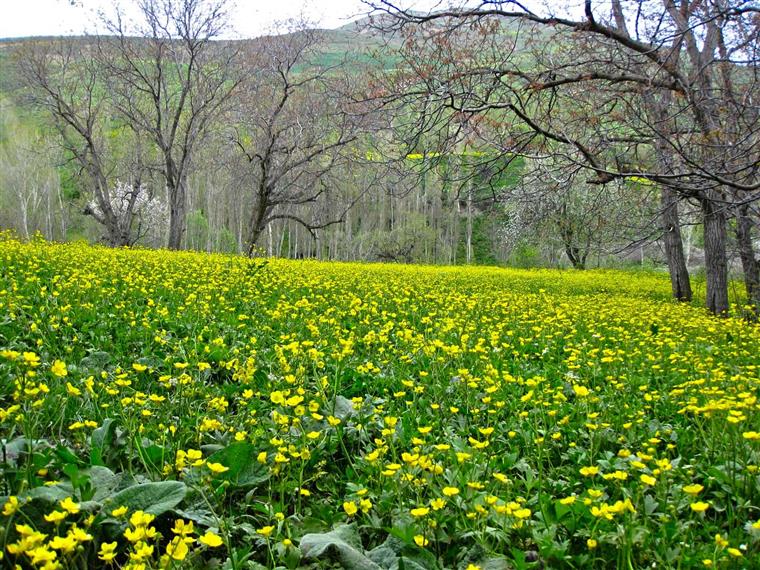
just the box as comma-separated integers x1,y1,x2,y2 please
0,0,375,39
0,0,574,39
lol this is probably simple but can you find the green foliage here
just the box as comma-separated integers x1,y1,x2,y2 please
508,242,541,268
187,209,210,251
106,481,187,516
217,227,239,254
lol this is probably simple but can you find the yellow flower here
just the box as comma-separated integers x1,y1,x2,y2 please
442,486,460,497
343,501,358,516
256,525,275,538
559,496,576,505
513,508,532,519
166,536,189,561
493,472,509,483
587,538,598,549
199,531,224,547
727,548,743,557
49,534,78,552
327,416,341,426
206,462,229,474
129,510,155,527
51,360,68,377
2,496,20,516
23,351,41,366
28,545,57,565
67,525,93,543
682,484,704,495
111,506,128,517
742,431,759,440
640,474,657,486
130,539,154,561
98,541,118,562
410,507,430,517
413,534,429,547
431,498,446,510
172,519,194,536
690,501,710,513
59,497,80,514
580,466,599,477
44,510,68,523
573,384,590,397
132,363,148,372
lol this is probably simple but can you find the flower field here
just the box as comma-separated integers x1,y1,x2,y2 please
1,238,759,570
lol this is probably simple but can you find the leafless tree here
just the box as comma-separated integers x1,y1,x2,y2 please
15,39,141,245
96,0,242,250
511,157,656,269
229,24,368,257
366,0,760,314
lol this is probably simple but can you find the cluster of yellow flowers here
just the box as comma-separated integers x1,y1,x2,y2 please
0,238,758,568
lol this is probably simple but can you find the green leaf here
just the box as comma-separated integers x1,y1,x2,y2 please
28,484,73,502
300,524,382,570
106,481,187,516
206,442,270,488
91,419,117,466
80,351,111,371
172,507,217,527
331,395,356,420
55,445,84,467
26,466,128,504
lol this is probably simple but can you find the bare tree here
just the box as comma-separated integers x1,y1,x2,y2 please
15,39,141,245
229,24,367,256
511,157,655,269
97,0,242,249
367,0,760,314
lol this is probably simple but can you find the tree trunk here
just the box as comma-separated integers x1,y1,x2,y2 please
660,186,692,301
247,225,266,257
701,192,729,315
466,182,473,264
735,204,760,314
564,244,585,269
167,180,187,250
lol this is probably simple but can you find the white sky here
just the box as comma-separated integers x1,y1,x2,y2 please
0,0,576,39
0,0,376,39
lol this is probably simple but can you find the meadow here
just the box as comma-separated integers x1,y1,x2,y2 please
1,238,759,569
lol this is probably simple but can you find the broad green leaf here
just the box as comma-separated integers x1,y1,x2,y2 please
106,481,187,516
300,524,382,570
80,351,111,370
206,442,270,488
91,419,117,466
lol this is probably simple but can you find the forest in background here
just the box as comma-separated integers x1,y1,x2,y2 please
0,0,757,315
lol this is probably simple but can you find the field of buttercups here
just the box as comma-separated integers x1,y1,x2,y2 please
1,238,759,569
